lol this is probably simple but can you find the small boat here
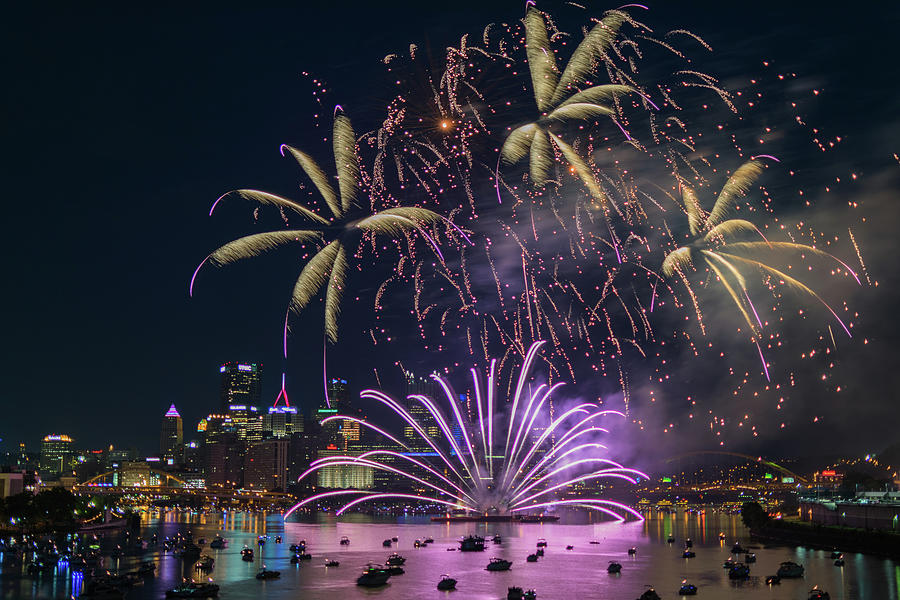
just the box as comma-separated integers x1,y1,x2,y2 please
535,538,548,547
508,588,525,600
678,581,698,596
777,561,805,578
391,536,398,542
684,538,693,548
386,553,406,566
718,532,725,541
255,568,280,580
325,559,339,567
809,587,831,600
437,575,457,590
289,543,305,552
136,562,156,576
731,543,746,554
627,547,637,555
493,534,502,543
257,536,266,547
290,554,302,564
830,550,842,559
589,540,600,545
383,539,392,547
197,538,206,545
165,580,219,598
723,558,736,569
682,550,695,558
414,539,424,548
766,575,781,585
486,557,512,571
728,563,750,579
834,557,845,566
424,537,434,544
356,565,392,587
638,586,661,600
565,545,574,550
526,553,539,562
607,561,622,574
523,591,537,600
339,536,350,546
209,537,226,550
195,555,214,571
274,536,282,544
240,548,254,562
666,536,675,544
387,566,405,575
745,552,756,563
460,535,485,552
535,548,544,557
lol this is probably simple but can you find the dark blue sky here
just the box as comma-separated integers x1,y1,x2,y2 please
2,1,897,457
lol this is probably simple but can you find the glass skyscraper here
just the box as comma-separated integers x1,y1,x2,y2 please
219,362,262,412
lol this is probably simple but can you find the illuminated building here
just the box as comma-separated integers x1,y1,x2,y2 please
317,378,350,449
220,361,262,412
160,403,184,465
39,434,75,476
229,405,263,442
403,370,440,451
202,414,243,488
244,439,290,491
118,461,152,487
263,374,302,439
316,444,374,489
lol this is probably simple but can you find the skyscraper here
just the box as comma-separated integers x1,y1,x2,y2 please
39,434,75,476
263,373,302,439
160,404,184,465
219,362,262,412
403,369,441,450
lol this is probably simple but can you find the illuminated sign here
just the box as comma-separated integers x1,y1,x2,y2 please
43,434,73,442
220,366,226,373
318,409,338,414
782,477,794,483
229,405,247,410
145,457,160,462
821,470,837,477
661,477,672,483
238,364,253,372
330,378,347,384
764,473,773,479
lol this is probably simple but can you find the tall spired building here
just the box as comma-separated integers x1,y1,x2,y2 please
220,362,262,412
160,404,184,465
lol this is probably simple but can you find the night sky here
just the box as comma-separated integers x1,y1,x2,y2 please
2,1,897,459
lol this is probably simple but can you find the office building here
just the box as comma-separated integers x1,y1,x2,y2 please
263,374,301,439
220,361,262,412
39,434,75,476
244,439,290,491
403,370,441,451
160,404,184,465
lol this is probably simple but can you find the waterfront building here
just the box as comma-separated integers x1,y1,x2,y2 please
244,438,290,491
160,403,184,465
403,370,441,451
316,444,374,489
39,434,75,476
220,361,262,412
202,414,243,488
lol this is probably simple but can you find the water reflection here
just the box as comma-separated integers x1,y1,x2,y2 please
0,510,896,599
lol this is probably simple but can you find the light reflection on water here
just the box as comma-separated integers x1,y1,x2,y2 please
1,510,897,599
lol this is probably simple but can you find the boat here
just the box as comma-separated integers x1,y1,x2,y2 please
194,555,214,571
290,552,312,562
257,536,266,547
240,547,254,562
209,537,226,550
508,587,525,600
424,537,434,544
830,550,842,559
627,547,637,555
432,514,559,523
834,557,845,566
535,538,548,547
728,563,750,579
718,532,726,541
565,545,574,550
493,534,502,543
289,543,305,552
682,550,695,558
589,540,600,545
523,591,537,600
165,580,219,598
387,566,405,575
723,558,736,568
339,536,350,546
526,553,539,562
678,581,698,596
745,552,756,563
460,535,485,552
535,548,544,557
325,559,339,567
684,538,693,548
666,536,675,544
386,553,406,566
809,587,831,600
255,568,280,580
766,575,781,584
391,536,398,542
486,558,512,571
136,562,156,576
607,561,622,574
437,575,457,590
414,539,424,548
383,539,392,547
356,565,392,587
274,536,282,544
731,542,746,553
777,561,805,578
638,586,661,600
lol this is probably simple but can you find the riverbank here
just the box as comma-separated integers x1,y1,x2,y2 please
750,518,900,559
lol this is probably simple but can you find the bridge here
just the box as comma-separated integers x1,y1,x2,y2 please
663,450,809,485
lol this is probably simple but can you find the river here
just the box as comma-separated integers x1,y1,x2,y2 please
1,510,897,599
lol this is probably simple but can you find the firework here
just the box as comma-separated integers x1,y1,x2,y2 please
285,341,645,519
